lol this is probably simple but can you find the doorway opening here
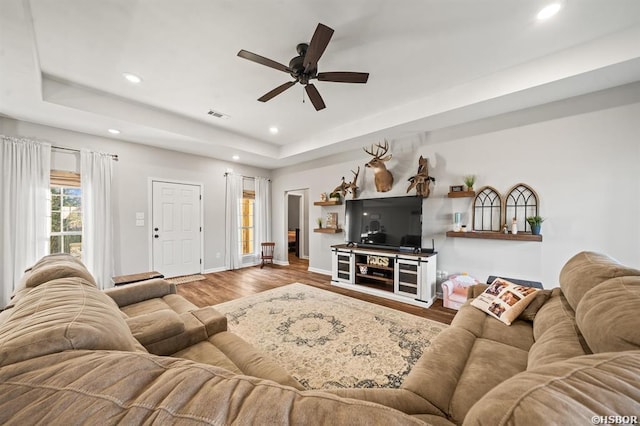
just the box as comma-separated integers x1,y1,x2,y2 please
285,189,309,269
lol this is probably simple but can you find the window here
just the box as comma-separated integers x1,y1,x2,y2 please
50,170,82,259
239,188,255,256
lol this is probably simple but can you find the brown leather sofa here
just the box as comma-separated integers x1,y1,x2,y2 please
1,251,639,425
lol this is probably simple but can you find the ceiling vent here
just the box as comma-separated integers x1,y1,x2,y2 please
207,109,230,119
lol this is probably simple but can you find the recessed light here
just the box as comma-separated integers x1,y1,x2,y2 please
232,155,240,161
108,128,120,135
269,126,279,134
122,72,142,84
537,3,562,20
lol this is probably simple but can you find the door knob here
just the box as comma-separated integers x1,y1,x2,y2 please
154,227,159,231
154,234,159,239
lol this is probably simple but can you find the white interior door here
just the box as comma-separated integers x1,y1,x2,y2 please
152,181,201,277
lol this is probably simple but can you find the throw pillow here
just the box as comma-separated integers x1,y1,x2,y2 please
471,278,540,325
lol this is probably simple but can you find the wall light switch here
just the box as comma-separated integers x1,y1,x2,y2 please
136,212,145,220
136,219,145,227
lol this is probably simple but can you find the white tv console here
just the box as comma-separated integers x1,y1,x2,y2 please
331,244,437,308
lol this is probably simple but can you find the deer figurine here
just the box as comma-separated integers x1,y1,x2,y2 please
407,155,436,198
364,140,393,192
332,166,360,199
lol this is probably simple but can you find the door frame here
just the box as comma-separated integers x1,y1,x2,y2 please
284,188,308,260
148,178,204,273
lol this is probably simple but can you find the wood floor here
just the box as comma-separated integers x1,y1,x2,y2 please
177,253,457,325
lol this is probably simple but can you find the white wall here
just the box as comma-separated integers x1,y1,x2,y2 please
272,100,640,287
0,118,270,275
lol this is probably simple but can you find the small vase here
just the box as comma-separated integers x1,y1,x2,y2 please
531,224,541,235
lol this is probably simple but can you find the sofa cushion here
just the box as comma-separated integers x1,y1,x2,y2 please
125,309,185,346
23,254,96,289
0,277,142,367
470,278,539,325
0,350,426,425
452,302,534,352
559,251,640,311
463,351,640,425
576,276,640,353
119,293,198,317
528,293,589,370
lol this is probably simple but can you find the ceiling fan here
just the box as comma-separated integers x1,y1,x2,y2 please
237,23,369,111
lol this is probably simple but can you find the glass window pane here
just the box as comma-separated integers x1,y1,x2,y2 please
51,194,60,211
63,195,81,208
65,235,82,259
50,235,62,253
63,211,82,232
51,212,61,233
63,188,81,197
51,187,61,195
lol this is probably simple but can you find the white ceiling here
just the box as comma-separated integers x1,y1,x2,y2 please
2,0,640,169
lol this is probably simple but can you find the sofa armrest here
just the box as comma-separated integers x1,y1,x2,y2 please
126,309,185,346
104,278,176,307
191,306,227,336
441,281,454,296
467,283,488,299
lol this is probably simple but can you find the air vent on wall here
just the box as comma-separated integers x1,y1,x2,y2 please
207,109,230,119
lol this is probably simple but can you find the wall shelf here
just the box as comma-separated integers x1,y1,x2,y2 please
446,230,542,242
314,200,342,206
314,228,342,233
448,190,475,198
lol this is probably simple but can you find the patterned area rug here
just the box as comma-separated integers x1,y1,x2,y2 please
214,283,447,390
166,274,207,285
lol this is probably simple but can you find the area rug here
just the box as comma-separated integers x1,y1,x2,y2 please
213,283,447,390
166,274,207,285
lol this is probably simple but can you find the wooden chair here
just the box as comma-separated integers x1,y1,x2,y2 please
260,242,275,268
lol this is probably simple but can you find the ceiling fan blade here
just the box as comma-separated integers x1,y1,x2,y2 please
305,84,326,111
258,81,296,102
237,49,292,73
317,72,369,84
303,23,334,73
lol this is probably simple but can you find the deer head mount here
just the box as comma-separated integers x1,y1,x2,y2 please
407,155,436,198
332,166,360,199
364,140,393,192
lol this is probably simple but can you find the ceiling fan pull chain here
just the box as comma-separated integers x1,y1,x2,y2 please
302,87,306,104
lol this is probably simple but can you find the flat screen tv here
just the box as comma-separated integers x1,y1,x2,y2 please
345,196,423,249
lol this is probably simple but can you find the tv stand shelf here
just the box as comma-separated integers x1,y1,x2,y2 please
331,245,437,308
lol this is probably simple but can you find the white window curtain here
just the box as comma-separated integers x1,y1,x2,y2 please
81,149,114,290
0,136,51,308
254,177,272,256
224,173,243,270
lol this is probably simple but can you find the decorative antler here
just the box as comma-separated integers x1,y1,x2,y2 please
407,156,436,198
363,140,390,159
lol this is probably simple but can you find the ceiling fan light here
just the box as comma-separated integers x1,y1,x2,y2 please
269,126,279,134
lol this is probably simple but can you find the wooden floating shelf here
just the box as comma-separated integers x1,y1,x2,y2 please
446,231,542,242
314,228,342,233
314,200,342,206
448,190,475,198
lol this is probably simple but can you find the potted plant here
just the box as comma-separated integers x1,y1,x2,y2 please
317,217,323,228
463,175,476,191
329,192,341,202
526,215,545,235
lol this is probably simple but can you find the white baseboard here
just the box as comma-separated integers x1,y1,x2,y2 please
203,266,227,274
274,260,289,266
307,267,331,276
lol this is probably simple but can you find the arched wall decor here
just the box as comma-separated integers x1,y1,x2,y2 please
504,183,539,233
472,186,503,232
